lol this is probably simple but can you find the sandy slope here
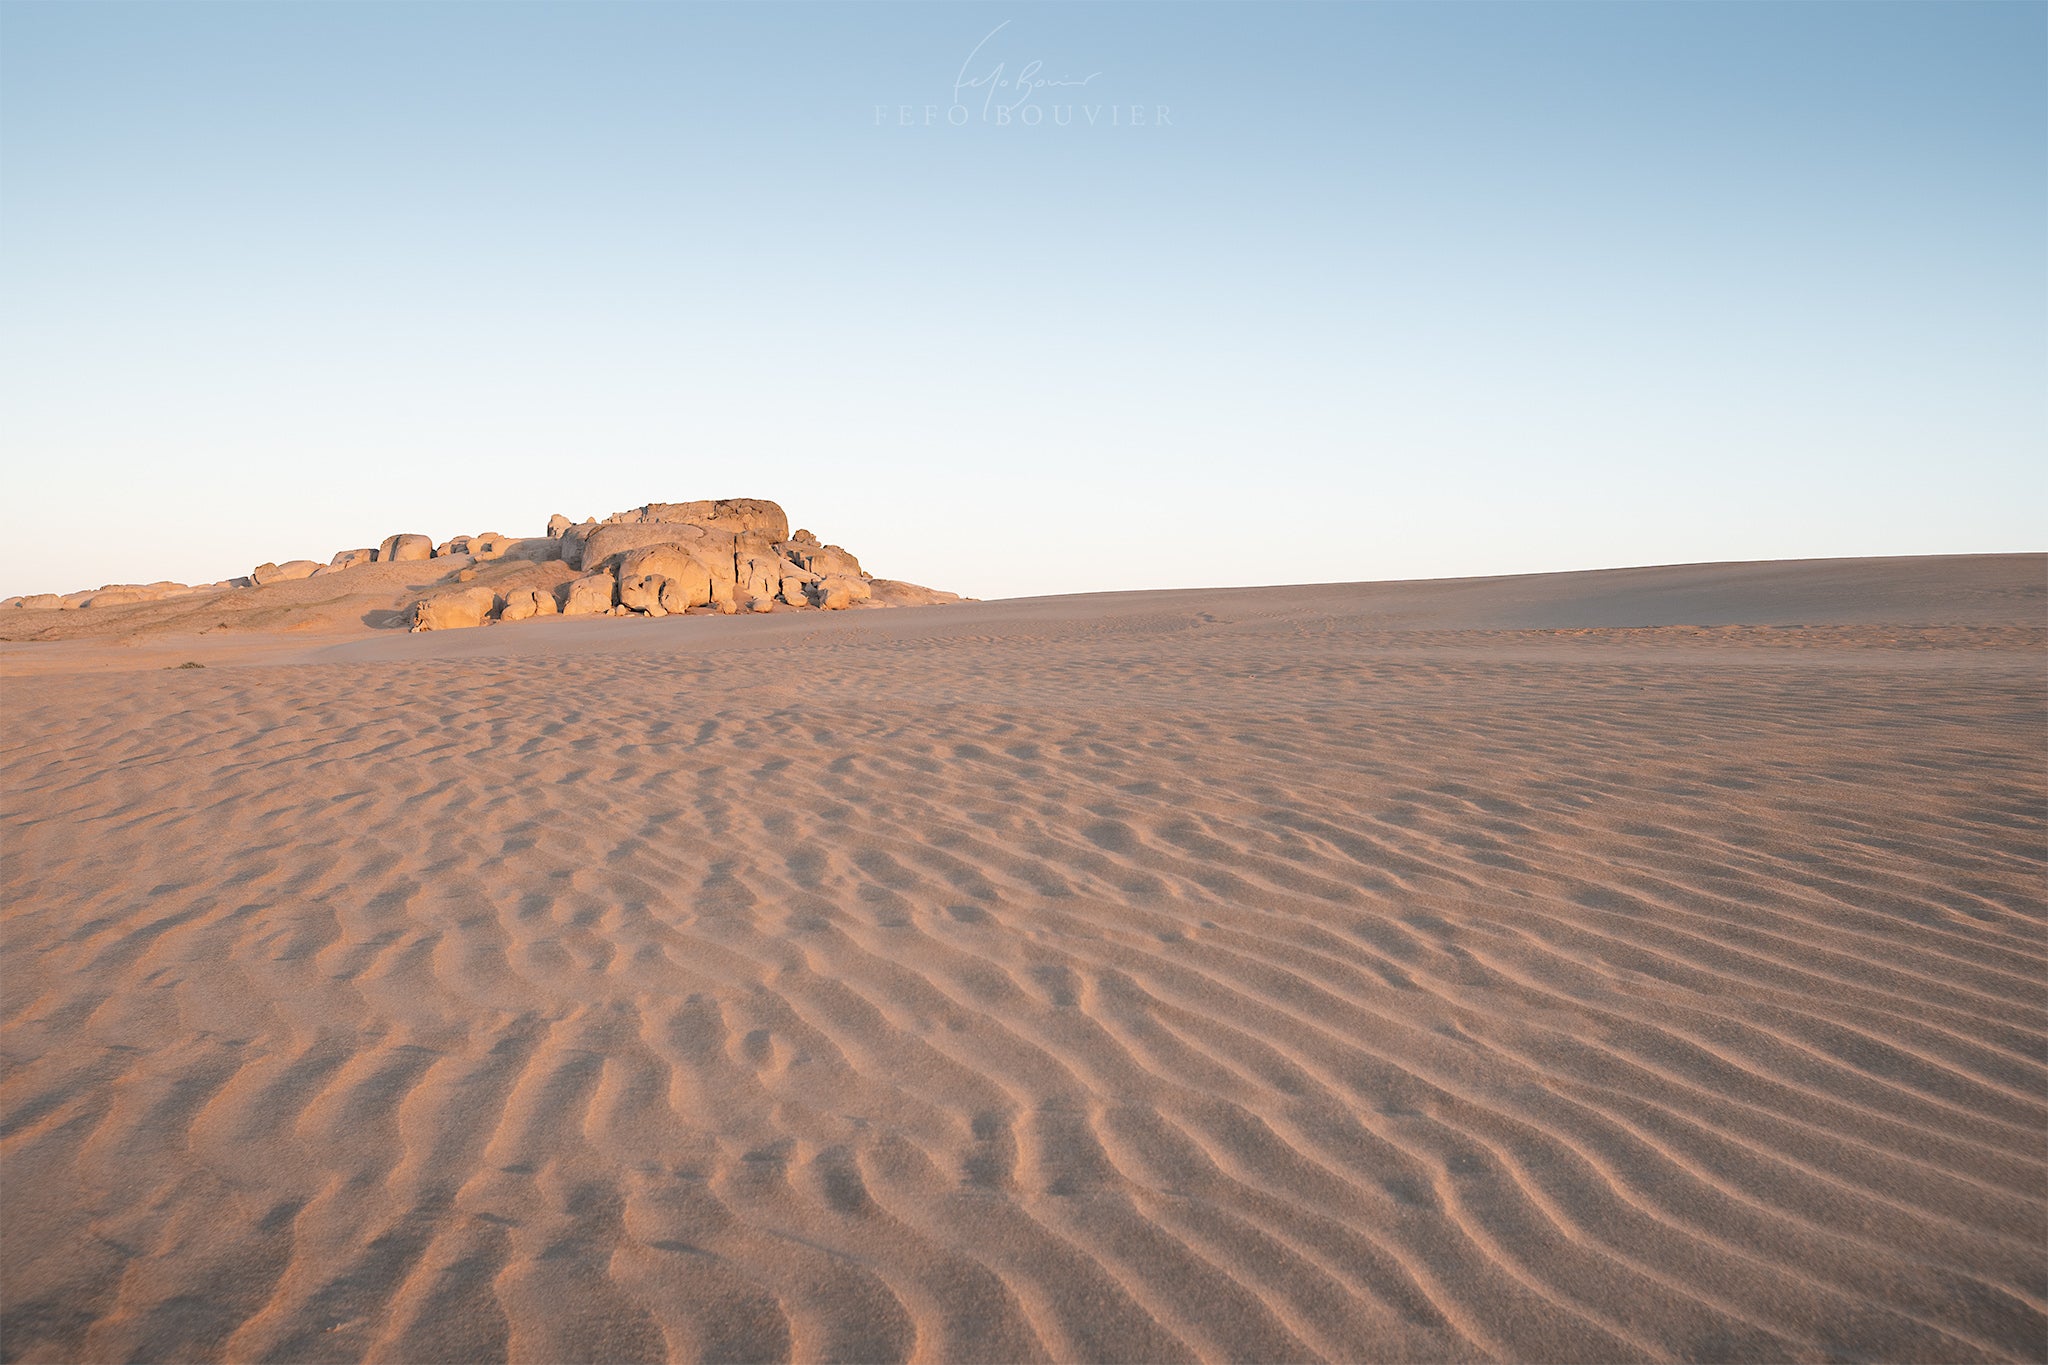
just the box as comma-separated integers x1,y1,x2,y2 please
1,555,2043,1363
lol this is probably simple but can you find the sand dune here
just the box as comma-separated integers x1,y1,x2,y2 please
2,555,2043,1362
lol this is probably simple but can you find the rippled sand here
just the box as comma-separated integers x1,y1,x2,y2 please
3,555,2043,1363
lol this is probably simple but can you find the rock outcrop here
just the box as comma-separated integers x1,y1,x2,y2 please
814,575,872,611
572,522,716,572
776,563,818,602
788,543,863,579
13,581,217,610
617,574,670,615
410,585,500,632
82,587,162,609
616,544,715,609
501,538,561,564
608,499,789,543
562,573,616,615
736,542,788,605
5,497,965,632
498,587,559,622
251,560,320,586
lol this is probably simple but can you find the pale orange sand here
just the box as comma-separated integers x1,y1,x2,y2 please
3,555,2043,1363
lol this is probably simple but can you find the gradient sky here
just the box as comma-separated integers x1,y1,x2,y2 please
2,2,2042,600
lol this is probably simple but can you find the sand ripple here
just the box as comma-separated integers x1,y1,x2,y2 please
3,562,2044,1362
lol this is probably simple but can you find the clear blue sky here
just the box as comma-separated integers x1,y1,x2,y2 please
2,2,2041,599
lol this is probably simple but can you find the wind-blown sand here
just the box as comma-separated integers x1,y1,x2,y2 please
2,554,2043,1363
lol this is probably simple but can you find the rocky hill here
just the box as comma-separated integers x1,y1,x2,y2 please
1,498,962,639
